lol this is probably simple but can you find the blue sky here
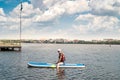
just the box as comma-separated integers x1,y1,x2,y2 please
0,0,120,40
0,0,30,14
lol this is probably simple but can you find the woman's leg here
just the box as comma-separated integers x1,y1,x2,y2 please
57,62,63,71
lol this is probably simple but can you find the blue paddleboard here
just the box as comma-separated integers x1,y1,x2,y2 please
27,62,85,68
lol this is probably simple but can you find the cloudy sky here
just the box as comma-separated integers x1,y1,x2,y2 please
0,0,120,40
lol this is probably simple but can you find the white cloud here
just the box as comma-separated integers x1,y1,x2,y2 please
22,3,42,17
62,0,90,14
34,4,65,22
31,0,45,11
74,14,120,34
89,0,120,16
0,8,5,16
7,2,43,30
31,0,90,22
0,8,6,22
0,15,6,22
10,2,42,18
31,0,65,10
1,0,120,40
0,8,7,29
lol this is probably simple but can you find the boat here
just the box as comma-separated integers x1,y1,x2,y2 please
27,61,85,68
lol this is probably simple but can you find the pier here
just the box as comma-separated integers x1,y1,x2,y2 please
0,43,21,51
0,1,23,51
0,1,23,52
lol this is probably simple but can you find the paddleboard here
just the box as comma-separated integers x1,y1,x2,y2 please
27,62,85,68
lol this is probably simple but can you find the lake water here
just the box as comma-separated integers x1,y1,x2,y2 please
0,44,120,80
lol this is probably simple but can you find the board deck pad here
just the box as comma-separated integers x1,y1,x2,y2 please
28,62,85,68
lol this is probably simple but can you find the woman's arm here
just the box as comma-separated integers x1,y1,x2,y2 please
57,53,62,63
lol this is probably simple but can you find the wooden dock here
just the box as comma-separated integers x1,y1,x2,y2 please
0,43,21,51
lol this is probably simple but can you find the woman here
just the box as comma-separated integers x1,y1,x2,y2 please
56,49,65,70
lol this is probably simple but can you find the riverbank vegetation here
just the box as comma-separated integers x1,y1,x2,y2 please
0,39,120,45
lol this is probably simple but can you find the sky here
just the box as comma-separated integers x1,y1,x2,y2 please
0,0,120,40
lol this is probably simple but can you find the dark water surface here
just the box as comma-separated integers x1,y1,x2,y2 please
0,44,120,80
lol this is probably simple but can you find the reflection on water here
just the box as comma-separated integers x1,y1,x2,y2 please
0,44,120,80
57,68,66,80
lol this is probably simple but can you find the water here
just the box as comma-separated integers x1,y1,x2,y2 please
0,44,120,80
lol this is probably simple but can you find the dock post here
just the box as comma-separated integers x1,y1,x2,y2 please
19,47,21,51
